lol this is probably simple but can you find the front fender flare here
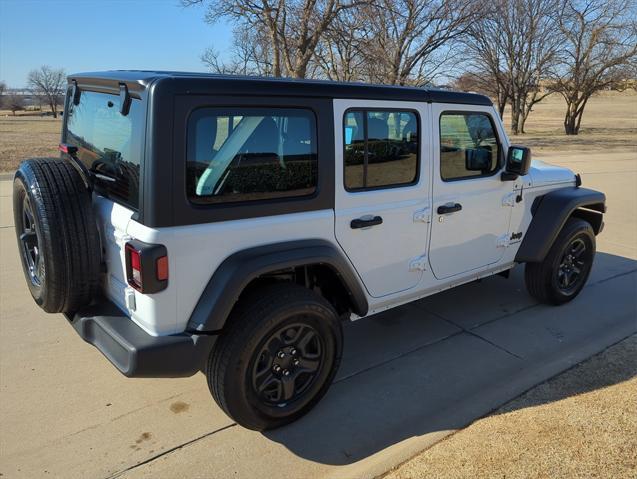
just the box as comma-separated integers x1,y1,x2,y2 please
515,187,605,263
187,240,369,332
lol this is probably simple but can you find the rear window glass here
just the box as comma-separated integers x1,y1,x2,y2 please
186,108,318,204
64,90,144,209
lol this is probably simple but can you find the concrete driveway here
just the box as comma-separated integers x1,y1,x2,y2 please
1,152,635,479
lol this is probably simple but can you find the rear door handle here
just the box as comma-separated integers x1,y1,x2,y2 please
350,215,383,229
437,203,462,214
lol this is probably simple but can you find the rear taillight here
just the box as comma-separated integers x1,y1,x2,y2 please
125,240,168,294
58,143,78,155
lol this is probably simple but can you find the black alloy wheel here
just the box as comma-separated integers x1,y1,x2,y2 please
555,237,590,294
18,196,44,288
252,322,324,407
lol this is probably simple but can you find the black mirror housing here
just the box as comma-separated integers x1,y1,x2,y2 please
503,145,531,179
465,148,491,171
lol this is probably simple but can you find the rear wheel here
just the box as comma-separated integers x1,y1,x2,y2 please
13,158,101,313
207,283,343,430
525,218,595,305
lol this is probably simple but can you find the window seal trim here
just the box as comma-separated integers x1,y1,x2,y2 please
438,110,503,183
342,107,421,193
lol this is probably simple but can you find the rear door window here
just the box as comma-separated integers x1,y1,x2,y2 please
64,90,144,209
186,108,318,204
343,110,419,190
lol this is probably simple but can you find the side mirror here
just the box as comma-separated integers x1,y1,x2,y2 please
465,148,491,171
502,145,531,180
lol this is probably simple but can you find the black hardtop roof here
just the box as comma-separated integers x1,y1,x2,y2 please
69,70,493,106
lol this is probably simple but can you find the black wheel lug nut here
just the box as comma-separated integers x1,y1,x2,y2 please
277,351,285,359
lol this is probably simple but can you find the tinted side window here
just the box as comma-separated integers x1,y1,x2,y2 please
187,108,318,204
440,113,500,181
344,110,418,190
65,90,144,209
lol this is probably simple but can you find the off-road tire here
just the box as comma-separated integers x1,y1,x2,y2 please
13,158,101,313
525,218,595,305
207,283,343,430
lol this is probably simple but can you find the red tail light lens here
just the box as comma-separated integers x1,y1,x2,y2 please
127,245,142,288
125,241,168,294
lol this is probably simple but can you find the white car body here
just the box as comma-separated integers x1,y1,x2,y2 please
96,99,575,337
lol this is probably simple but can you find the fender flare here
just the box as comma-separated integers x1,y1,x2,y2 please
515,187,605,263
187,239,369,332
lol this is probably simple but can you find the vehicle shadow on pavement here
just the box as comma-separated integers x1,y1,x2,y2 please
262,252,637,466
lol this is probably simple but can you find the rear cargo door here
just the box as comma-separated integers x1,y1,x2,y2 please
63,87,145,309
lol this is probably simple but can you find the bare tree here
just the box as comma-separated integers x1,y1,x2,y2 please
201,25,276,75
357,0,479,86
549,0,637,134
183,0,367,79
504,0,559,134
27,66,66,118
313,9,368,81
0,81,6,110
460,9,511,117
453,72,509,116
5,94,25,116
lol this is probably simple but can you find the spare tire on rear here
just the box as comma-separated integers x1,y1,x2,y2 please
13,158,102,313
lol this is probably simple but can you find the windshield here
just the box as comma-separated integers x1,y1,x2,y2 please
64,89,144,209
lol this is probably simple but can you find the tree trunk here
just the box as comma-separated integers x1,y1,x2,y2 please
497,95,506,118
510,96,521,135
564,102,579,135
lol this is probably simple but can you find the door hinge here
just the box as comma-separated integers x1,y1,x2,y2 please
502,193,516,207
496,233,510,248
409,254,428,271
413,208,431,224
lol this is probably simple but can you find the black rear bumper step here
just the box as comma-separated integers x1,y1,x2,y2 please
65,301,216,378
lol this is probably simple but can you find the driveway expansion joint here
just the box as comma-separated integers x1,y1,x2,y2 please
104,423,237,479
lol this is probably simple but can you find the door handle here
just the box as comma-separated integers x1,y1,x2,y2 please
350,215,383,229
437,203,462,214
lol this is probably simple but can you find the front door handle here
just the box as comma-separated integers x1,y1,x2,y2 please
351,215,383,229
437,203,462,214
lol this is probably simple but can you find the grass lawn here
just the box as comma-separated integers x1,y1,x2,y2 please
1,91,636,174
384,335,637,479
0,112,62,173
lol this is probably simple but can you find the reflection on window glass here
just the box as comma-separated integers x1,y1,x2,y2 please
65,90,143,209
187,108,318,204
344,110,418,190
440,113,499,181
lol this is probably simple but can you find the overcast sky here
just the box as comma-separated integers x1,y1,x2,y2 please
0,0,232,87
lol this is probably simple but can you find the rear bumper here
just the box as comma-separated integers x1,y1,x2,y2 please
65,301,216,378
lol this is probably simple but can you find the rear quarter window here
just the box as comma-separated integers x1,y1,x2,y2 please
186,107,318,204
64,90,144,209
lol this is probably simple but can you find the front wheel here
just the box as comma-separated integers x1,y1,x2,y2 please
207,284,343,430
525,218,596,305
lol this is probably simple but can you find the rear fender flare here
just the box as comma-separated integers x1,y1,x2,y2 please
187,240,369,332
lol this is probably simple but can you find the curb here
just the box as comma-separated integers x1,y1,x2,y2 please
0,172,15,181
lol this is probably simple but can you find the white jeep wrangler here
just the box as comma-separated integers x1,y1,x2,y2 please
13,71,606,430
